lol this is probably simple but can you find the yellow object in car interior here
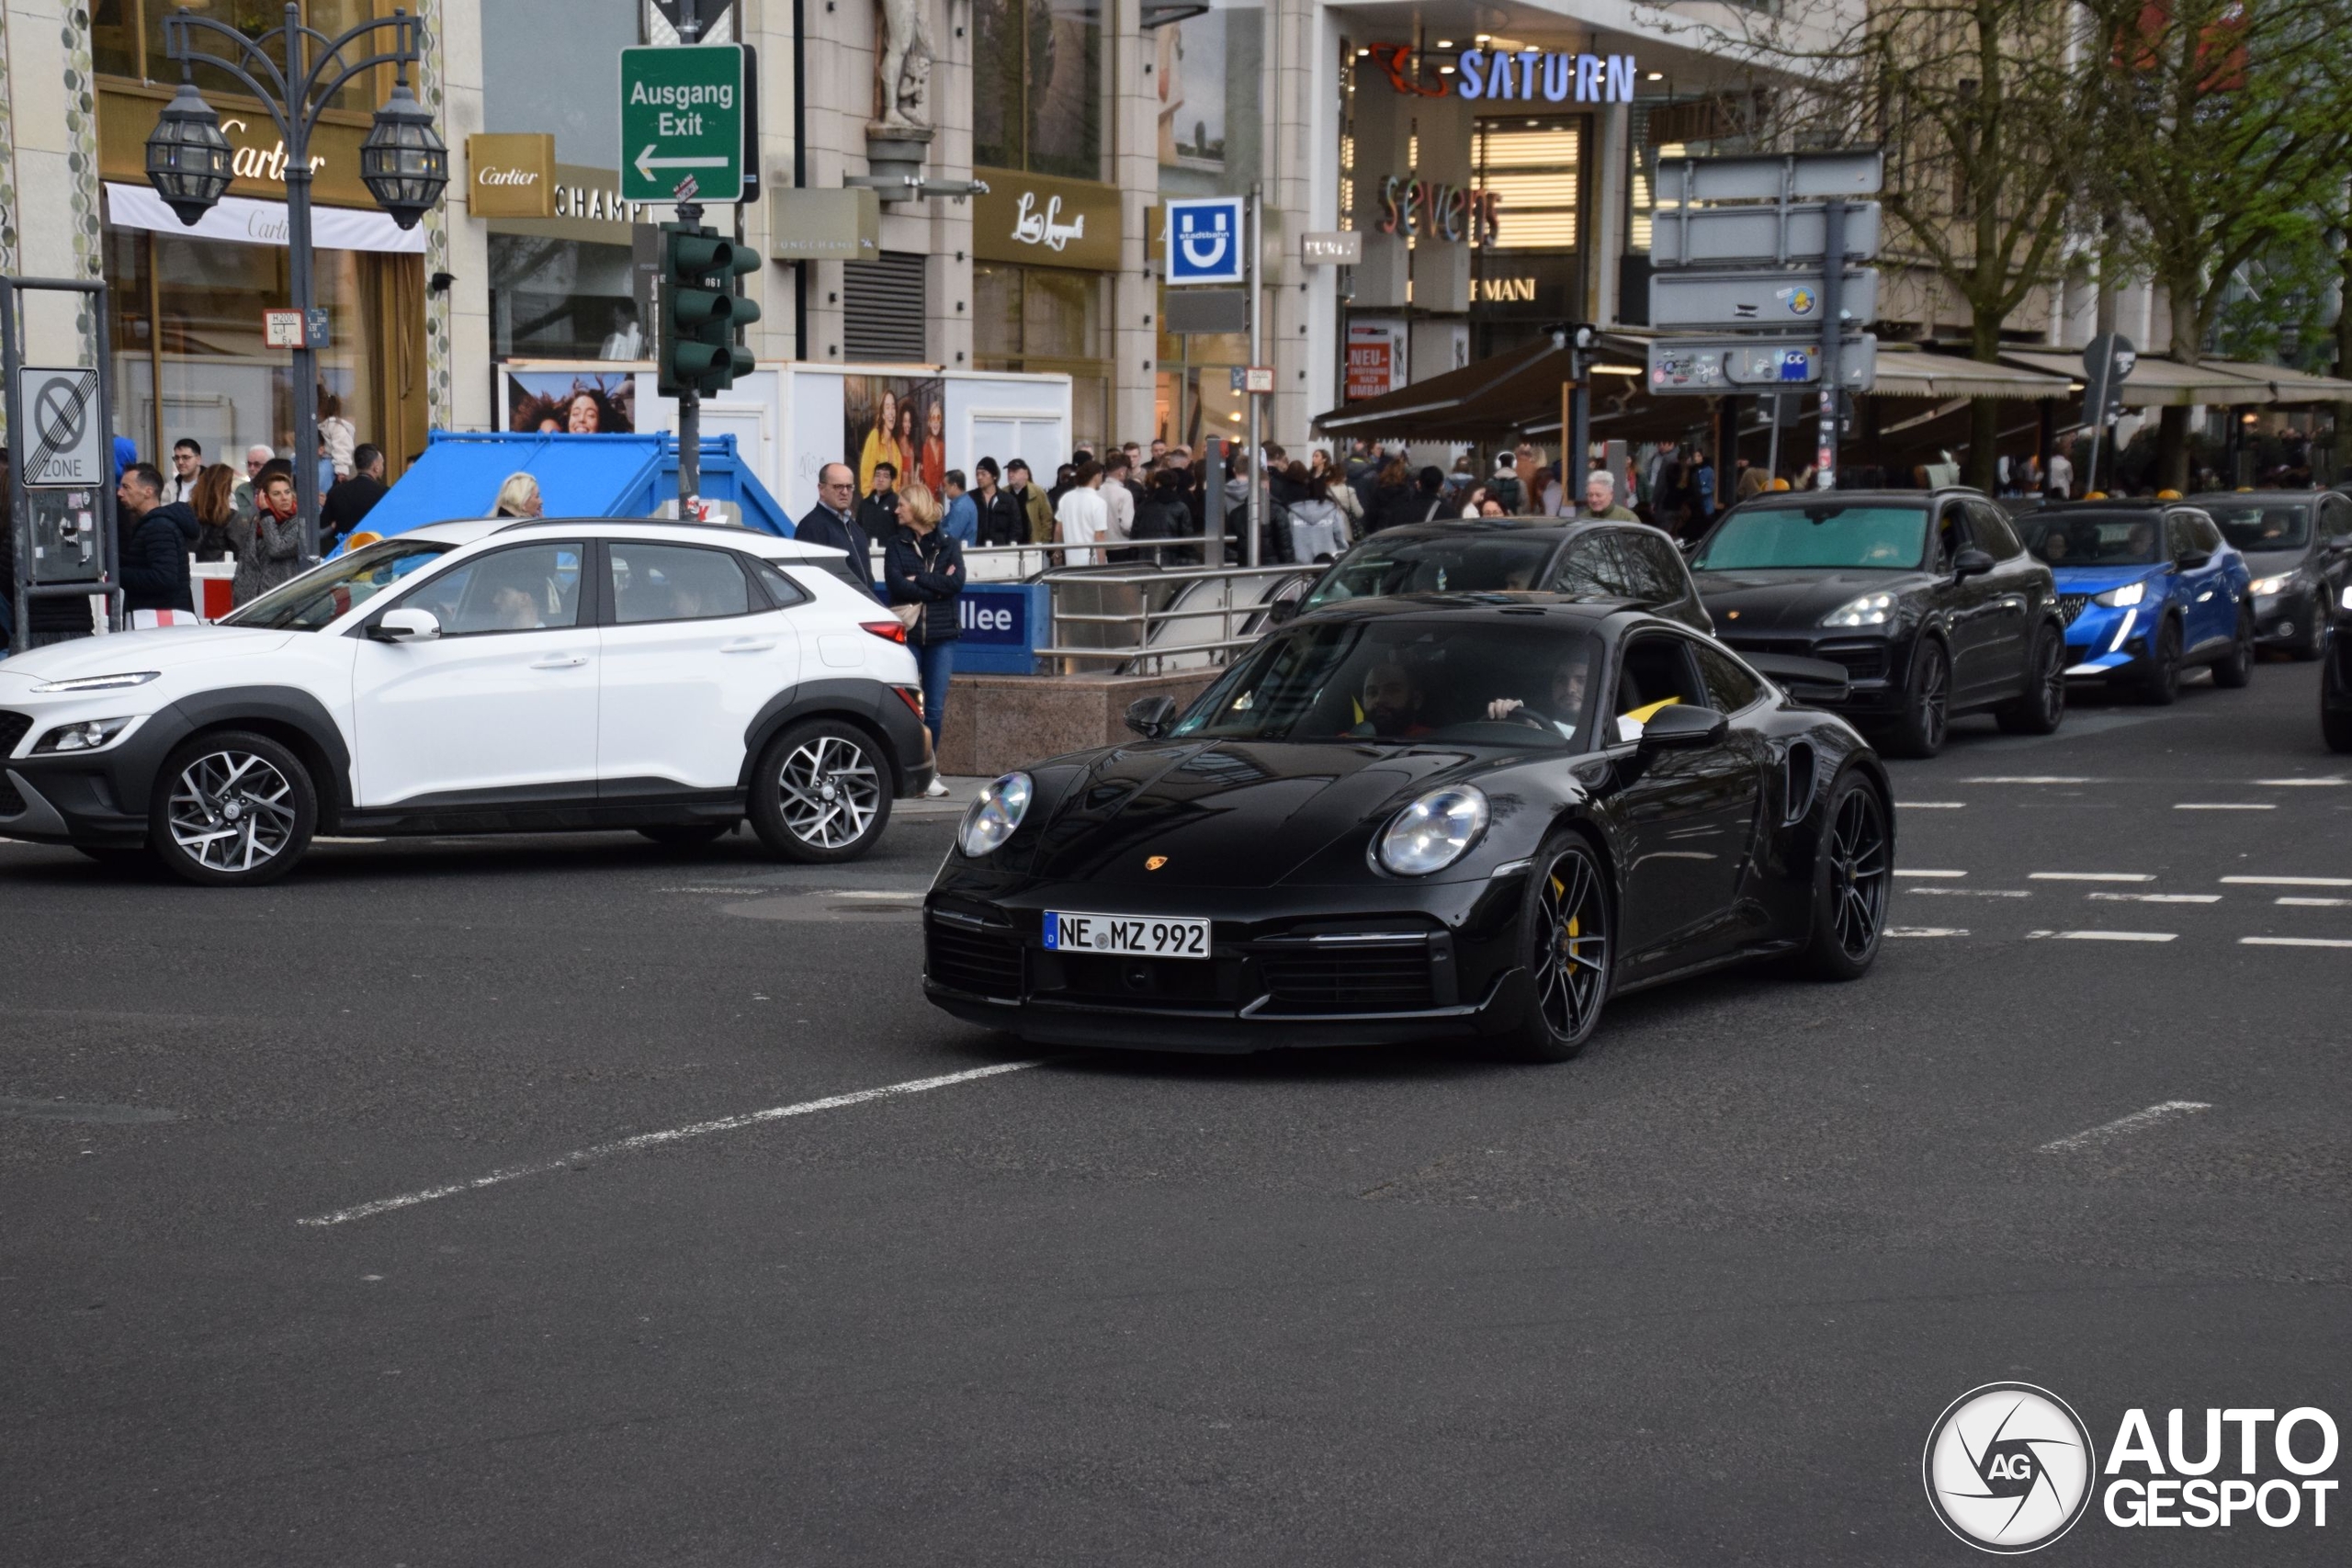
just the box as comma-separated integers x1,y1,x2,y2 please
1621,696,1682,725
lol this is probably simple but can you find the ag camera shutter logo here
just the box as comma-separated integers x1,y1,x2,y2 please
1923,1383,2097,1553
1165,197,1247,285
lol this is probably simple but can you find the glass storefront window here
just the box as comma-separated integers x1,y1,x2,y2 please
1152,1,1263,199
973,0,1103,180
490,236,641,362
973,262,1109,452
100,0,379,113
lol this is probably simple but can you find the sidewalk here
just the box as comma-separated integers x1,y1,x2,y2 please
895,774,995,819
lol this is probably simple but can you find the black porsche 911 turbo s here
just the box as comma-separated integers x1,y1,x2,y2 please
922,596,1894,1061
1688,489,2068,758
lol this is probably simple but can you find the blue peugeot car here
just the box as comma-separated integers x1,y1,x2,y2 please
2017,502,2254,703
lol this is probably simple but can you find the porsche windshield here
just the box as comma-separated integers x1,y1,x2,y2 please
1301,534,1556,607
1692,503,1928,571
220,537,455,631
2020,512,2165,567
1172,620,1602,747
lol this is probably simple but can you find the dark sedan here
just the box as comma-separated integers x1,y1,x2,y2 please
1291,519,1713,633
923,596,1891,1061
2188,491,2352,659
1688,489,2067,757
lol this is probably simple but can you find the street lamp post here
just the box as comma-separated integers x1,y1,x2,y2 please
143,3,447,559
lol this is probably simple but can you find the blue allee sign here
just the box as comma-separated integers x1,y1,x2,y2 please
1165,197,1247,285
1456,50,1636,104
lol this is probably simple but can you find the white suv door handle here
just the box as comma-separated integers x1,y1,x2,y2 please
720,638,777,653
530,655,589,669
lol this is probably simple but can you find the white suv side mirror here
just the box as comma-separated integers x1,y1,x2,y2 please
370,607,442,643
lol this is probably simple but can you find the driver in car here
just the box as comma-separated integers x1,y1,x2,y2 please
1347,660,1434,740
1485,653,1591,739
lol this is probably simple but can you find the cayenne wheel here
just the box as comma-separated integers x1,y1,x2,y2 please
638,823,733,847
1797,772,1890,980
2211,605,2256,689
1996,623,2067,734
2293,606,2325,662
748,719,894,863
2140,616,2182,705
149,730,316,887
1886,638,1951,759
1498,837,1611,1063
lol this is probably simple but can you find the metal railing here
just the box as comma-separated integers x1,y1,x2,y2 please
859,537,1207,584
1033,562,1317,674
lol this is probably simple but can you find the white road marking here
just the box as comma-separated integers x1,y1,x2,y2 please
2028,930,2178,942
1907,886,2030,897
2175,803,2275,811
2039,1100,2212,1154
297,1060,1046,1228
2278,897,2351,908
2240,936,2352,950
1895,869,1968,879
1963,775,2095,784
2088,892,2221,904
1887,927,1968,937
2254,777,2346,786
831,889,925,900
2029,872,2155,883
1897,801,1967,809
2221,875,2352,887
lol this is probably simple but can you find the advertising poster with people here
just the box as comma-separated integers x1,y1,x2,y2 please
844,374,946,494
505,369,636,435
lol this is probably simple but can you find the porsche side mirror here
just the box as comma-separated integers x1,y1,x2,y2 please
368,607,440,643
1952,547,1996,581
1267,596,1299,625
1636,704,1729,750
2177,549,2212,570
1125,695,1178,739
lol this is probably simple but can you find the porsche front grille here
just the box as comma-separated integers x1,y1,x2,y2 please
923,912,1023,998
1255,939,1438,1013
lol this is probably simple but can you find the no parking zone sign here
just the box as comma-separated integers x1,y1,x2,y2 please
1164,197,1247,285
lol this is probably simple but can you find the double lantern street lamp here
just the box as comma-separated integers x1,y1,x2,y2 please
143,3,447,558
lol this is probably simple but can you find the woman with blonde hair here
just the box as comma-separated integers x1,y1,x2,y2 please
880,479,964,796
858,388,902,495
491,471,543,518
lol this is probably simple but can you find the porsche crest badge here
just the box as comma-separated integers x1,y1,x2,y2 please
1145,855,1169,871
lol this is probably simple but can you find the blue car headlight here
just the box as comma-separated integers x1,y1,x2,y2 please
2096,581,2146,608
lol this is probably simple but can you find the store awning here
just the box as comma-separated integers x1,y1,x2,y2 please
104,182,426,254
1869,348,2075,400
2200,359,2352,405
1312,338,1571,440
1994,348,2271,407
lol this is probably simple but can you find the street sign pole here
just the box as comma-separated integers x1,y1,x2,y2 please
1245,181,1262,569
1815,198,1846,491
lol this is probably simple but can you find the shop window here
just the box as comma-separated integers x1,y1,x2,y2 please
102,0,383,114
1473,118,1584,251
490,235,639,362
972,262,1109,453
1152,2,1264,197
973,0,1103,181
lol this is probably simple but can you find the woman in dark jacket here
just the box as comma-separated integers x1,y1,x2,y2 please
882,479,963,795
190,463,240,560
1365,457,1420,534
1131,468,1199,566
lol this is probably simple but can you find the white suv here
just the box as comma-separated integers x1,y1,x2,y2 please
0,518,934,886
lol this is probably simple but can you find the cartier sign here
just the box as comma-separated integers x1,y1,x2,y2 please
973,167,1122,272
465,134,556,219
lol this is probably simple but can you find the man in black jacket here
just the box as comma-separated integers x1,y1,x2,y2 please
115,463,196,615
796,463,877,598
320,443,388,552
971,457,1026,547
855,462,901,544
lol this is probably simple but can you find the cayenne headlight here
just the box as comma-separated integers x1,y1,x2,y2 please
2247,573,2292,597
2096,581,2146,608
1376,785,1489,876
958,772,1034,858
33,716,131,754
1820,592,1894,628
30,671,160,694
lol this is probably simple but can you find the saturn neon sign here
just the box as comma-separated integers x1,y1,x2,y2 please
1364,44,1641,105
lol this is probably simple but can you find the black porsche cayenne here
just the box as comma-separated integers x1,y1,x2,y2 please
923,596,1893,1061
1687,489,2069,757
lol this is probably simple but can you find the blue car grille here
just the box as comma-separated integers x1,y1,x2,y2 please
2058,594,2090,625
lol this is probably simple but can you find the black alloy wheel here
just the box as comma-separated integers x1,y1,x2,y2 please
2211,606,2256,689
1887,638,1951,759
1996,623,2068,734
1799,773,1890,980
638,823,734,847
2139,616,2184,705
1499,838,1611,1063
149,729,317,887
748,718,894,863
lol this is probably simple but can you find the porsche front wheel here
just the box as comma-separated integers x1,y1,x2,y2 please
1797,772,1890,980
1499,838,1612,1063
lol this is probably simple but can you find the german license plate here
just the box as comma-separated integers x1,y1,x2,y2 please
1043,910,1211,960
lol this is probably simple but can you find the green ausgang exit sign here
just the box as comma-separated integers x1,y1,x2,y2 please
618,43,743,205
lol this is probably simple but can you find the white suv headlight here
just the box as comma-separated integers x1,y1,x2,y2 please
33,717,132,754
958,772,1035,857
30,671,160,694
1376,785,1489,876
1820,592,1894,627
2096,581,2146,607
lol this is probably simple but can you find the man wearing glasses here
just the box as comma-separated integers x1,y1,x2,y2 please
797,462,880,600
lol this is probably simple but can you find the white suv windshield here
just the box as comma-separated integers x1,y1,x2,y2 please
220,538,455,631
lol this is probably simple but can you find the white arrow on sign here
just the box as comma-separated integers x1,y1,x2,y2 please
634,145,731,183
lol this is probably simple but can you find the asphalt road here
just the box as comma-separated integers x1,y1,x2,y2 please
4,658,2346,1565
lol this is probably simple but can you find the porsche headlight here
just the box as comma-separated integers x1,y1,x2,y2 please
958,772,1034,858
1376,785,1489,876
1820,592,1894,627
2096,581,2146,608
2247,573,2291,597
30,671,160,694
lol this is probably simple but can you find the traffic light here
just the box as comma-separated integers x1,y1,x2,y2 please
658,222,761,397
